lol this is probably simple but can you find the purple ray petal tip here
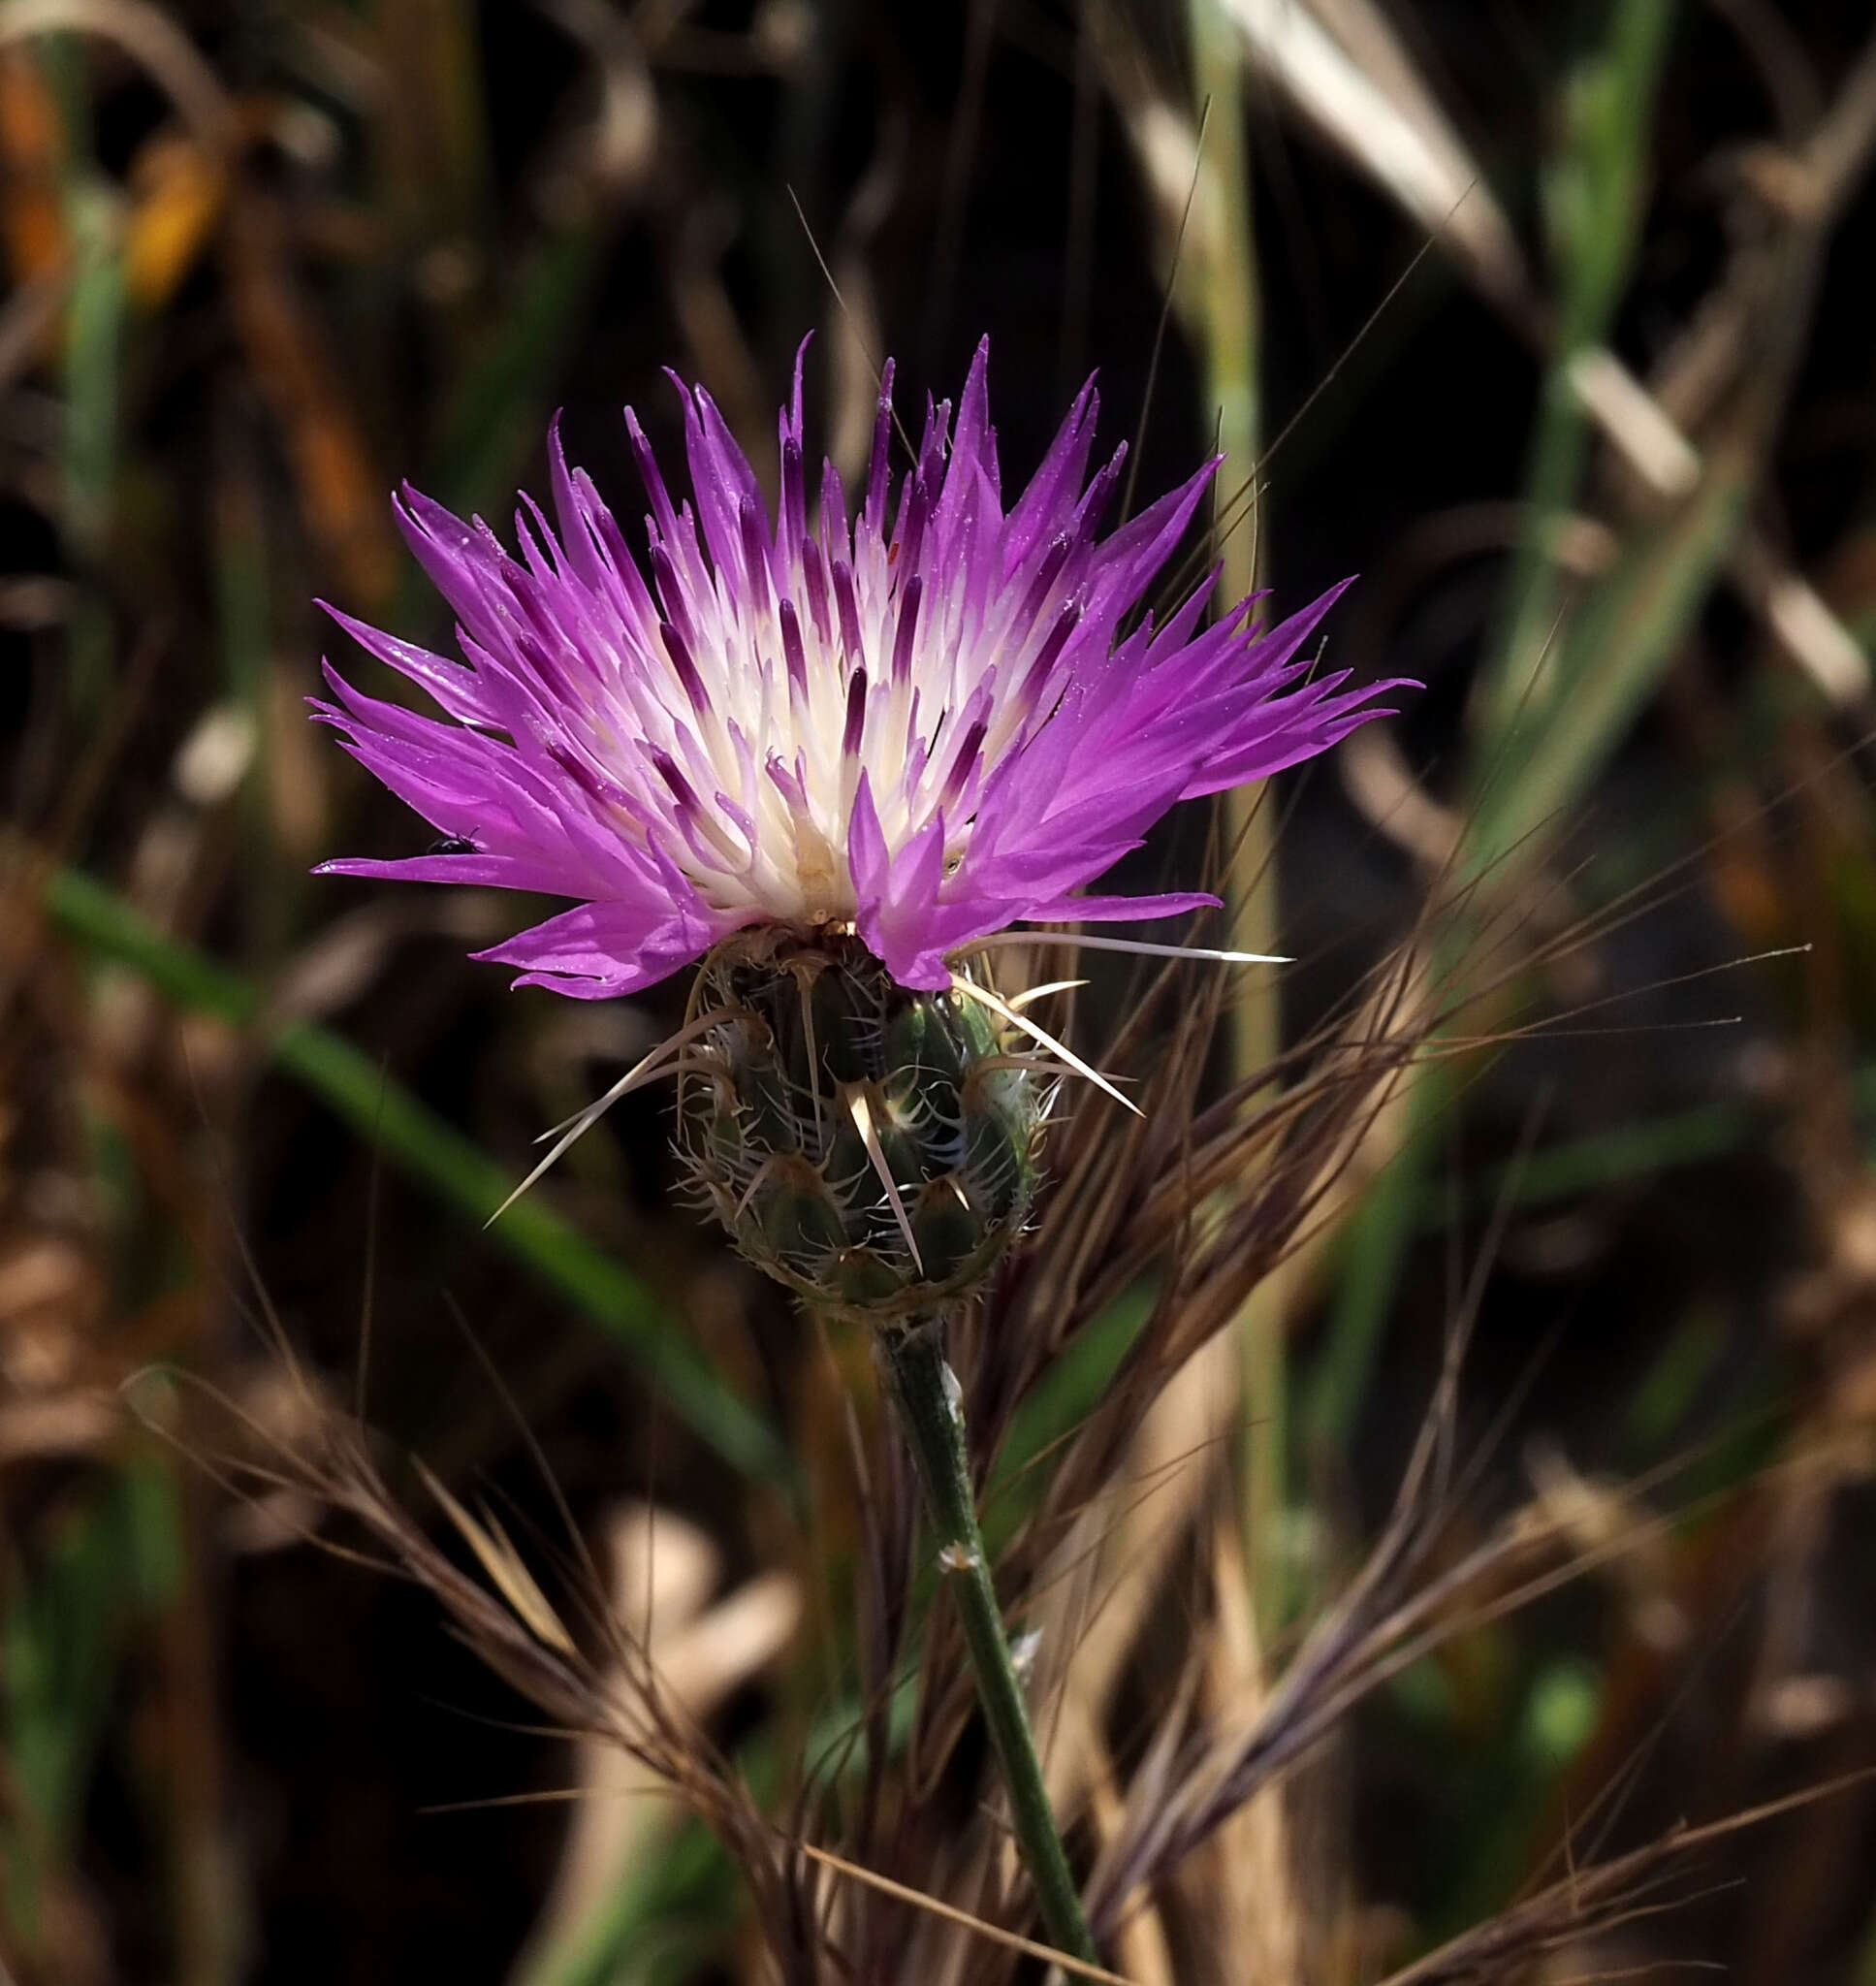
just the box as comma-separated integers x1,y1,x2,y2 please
314,342,1404,997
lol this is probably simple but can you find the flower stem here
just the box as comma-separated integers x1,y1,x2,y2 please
877,1317,1098,1967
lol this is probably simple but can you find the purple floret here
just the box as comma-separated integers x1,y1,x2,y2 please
313,338,1408,996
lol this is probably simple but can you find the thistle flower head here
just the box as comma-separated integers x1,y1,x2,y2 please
312,338,1402,998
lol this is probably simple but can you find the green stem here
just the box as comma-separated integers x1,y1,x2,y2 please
877,1318,1097,1967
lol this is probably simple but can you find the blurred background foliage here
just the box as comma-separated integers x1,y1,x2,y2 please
5,0,1876,1980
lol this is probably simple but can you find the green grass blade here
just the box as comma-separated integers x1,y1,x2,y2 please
1189,0,1289,1622
40,864,794,1487
520,1811,737,1986
1479,0,1676,742
60,173,124,720
3,1455,184,1944
1471,449,1752,871
1317,0,1684,1455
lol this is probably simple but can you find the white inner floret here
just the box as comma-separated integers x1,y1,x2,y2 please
564,468,1080,929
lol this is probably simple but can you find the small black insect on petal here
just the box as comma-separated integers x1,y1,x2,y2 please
428,835,478,856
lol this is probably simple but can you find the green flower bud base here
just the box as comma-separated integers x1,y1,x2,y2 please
678,928,1043,1323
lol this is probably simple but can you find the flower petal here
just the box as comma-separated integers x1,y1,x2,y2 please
472,899,750,999
312,341,1407,1001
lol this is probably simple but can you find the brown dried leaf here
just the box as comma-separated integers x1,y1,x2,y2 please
124,130,225,308
224,192,398,604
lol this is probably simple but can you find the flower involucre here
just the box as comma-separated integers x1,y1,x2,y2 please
314,338,1401,997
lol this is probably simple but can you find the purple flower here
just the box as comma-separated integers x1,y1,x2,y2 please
313,340,1404,996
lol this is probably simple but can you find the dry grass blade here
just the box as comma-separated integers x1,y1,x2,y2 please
410,1455,578,1657
1222,0,1530,315
1222,0,1875,708
787,1837,1136,1986
1075,1105,1638,1924
155,1367,796,1969
0,0,235,152
1374,1773,1876,1985
514,1506,801,1986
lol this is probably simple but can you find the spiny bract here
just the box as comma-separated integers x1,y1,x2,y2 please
678,928,1041,1321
